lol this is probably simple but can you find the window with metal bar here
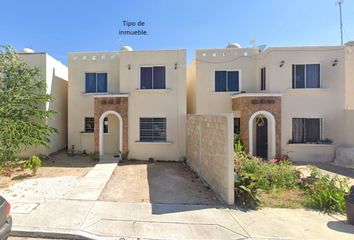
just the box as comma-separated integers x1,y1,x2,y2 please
139,118,166,142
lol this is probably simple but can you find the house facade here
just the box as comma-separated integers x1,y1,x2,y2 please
19,50,68,157
187,42,354,162
67,48,186,161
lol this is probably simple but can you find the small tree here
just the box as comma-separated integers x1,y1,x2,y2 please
0,45,57,163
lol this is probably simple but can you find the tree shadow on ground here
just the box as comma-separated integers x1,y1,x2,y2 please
11,173,32,180
41,150,97,169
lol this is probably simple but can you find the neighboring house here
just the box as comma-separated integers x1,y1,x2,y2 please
19,49,68,157
187,42,354,162
67,47,186,161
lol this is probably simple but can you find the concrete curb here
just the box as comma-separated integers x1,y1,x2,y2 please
10,228,100,240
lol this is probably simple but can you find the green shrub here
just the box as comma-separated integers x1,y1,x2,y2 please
235,152,300,191
24,155,41,175
255,161,301,191
234,135,244,153
234,151,302,208
304,166,349,214
234,174,261,209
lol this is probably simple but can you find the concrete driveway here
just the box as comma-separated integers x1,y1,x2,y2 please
99,161,221,205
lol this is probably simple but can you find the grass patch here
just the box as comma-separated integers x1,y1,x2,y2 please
260,189,307,209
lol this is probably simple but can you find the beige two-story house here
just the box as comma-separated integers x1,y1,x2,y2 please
68,47,186,161
187,42,354,163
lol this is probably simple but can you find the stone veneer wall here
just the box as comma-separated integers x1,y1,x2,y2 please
186,114,234,204
232,96,281,157
94,97,129,153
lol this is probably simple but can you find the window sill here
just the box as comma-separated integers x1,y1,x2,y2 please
80,132,93,135
287,88,329,94
80,132,110,135
210,91,240,94
135,141,173,145
287,143,333,147
81,92,109,95
135,88,172,93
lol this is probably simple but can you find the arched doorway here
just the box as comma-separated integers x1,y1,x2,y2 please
99,110,123,157
248,110,276,160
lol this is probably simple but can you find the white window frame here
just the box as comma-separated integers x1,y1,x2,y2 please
213,69,241,93
139,65,167,90
84,72,109,93
291,117,323,143
292,63,321,89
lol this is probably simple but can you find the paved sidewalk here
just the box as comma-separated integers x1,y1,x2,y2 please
9,201,354,240
3,158,354,240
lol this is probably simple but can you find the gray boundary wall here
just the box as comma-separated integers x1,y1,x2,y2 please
186,114,234,204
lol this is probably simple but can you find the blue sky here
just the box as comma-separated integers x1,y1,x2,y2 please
1,0,353,64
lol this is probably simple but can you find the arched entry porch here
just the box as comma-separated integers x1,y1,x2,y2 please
232,93,282,159
93,95,129,159
249,110,276,160
99,110,123,156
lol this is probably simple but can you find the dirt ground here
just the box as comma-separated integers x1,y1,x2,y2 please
99,161,221,205
260,189,307,209
0,151,96,189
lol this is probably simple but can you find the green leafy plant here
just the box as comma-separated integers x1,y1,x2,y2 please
234,135,244,153
24,155,41,175
0,46,57,163
234,174,261,209
303,166,349,214
317,138,333,144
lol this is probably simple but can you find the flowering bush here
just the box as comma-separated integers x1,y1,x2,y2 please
234,151,301,209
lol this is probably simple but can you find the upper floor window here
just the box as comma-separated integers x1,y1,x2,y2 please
85,73,107,93
139,117,166,142
292,64,320,89
215,70,239,92
140,66,166,89
292,118,321,143
260,67,266,91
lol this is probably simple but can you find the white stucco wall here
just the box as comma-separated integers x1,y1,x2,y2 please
190,48,259,114
19,53,68,157
259,47,347,162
